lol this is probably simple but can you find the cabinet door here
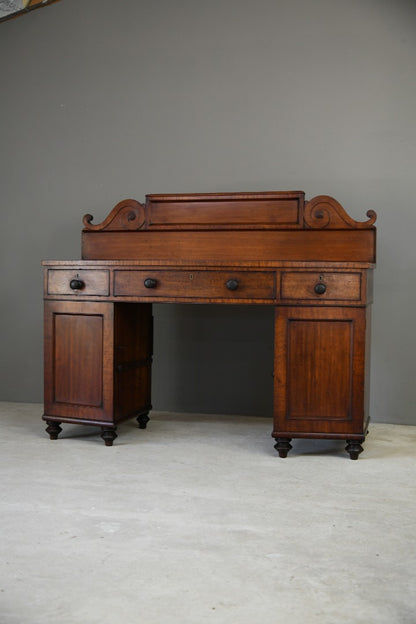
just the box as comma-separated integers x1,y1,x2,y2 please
273,306,367,437
44,300,115,424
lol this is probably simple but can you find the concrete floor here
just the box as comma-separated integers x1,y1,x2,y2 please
1,402,415,624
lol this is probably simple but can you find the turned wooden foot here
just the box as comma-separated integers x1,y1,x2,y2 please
345,438,365,460
100,427,118,447
136,412,150,429
45,420,62,440
274,438,293,458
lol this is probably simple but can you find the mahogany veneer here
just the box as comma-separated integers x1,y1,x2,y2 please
43,191,376,457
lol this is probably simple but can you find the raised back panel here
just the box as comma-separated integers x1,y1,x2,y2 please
145,192,304,228
82,229,376,263
81,192,377,264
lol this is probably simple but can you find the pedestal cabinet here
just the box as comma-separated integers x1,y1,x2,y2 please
44,300,153,445
42,191,376,458
273,305,370,459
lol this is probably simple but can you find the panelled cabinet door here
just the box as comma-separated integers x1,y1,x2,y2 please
273,306,367,437
44,301,115,424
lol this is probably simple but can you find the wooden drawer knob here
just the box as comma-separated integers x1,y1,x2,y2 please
314,282,327,295
144,278,157,289
226,279,239,291
69,279,84,290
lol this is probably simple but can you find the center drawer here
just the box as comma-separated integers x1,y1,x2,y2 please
114,270,276,300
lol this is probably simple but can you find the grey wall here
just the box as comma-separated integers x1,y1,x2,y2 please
1,0,415,424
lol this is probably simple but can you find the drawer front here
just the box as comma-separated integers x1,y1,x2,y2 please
280,271,361,302
114,270,276,300
47,269,110,296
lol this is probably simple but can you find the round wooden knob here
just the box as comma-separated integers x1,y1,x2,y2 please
226,279,239,291
144,278,157,289
69,279,84,290
314,282,327,295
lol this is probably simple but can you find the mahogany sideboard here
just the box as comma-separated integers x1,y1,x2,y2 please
42,191,377,458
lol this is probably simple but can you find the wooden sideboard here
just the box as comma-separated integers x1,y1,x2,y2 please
42,191,377,458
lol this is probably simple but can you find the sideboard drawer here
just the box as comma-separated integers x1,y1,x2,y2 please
47,269,110,296
114,270,276,300
280,271,362,302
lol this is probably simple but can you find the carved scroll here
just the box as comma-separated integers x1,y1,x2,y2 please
83,199,145,231
304,196,377,229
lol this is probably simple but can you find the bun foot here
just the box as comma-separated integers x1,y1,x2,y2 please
137,412,150,429
100,427,118,446
345,438,365,460
274,438,293,458
45,420,62,440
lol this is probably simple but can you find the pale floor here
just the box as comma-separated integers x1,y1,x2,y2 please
1,402,415,624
